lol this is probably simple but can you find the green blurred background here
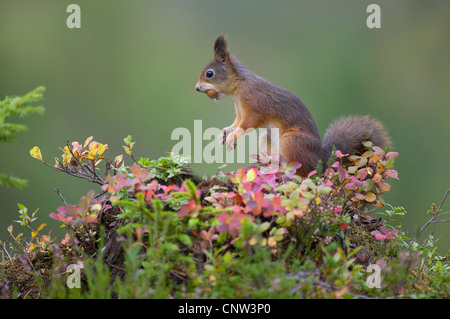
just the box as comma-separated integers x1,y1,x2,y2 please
0,0,448,253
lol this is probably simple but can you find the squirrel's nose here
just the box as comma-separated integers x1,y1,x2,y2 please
195,81,202,92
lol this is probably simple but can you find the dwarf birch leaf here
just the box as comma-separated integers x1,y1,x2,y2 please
30,146,43,161
365,192,377,202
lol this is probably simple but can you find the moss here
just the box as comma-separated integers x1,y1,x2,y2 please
347,218,399,265
0,251,53,299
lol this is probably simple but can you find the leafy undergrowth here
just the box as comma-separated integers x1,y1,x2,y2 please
0,136,448,299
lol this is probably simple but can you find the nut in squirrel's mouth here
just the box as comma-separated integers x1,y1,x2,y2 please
195,81,223,100
206,89,219,100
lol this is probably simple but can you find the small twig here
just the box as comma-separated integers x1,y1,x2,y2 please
429,219,450,224
436,189,450,213
408,189,450,250
54,188,68,205
58,164,105,186
66,140,90,177
0,241,13,263
90,160,104,184
104,260,125,272
418,206,449,235
23,289,33,299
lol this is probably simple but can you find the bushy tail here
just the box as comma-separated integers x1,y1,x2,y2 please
322,115,391,164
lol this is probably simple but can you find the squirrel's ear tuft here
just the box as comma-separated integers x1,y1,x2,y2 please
214,34,229,63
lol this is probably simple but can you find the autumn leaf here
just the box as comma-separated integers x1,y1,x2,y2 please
365,192,377,202
347,166,358,174
246,168,257,182
361,150,374,158
123,145,133,156
372,146,385,155
83,136,94,148
36,223,46,232
384,169,398,179
267,237,277,247
339,222,349,230
60,145,73,166
355,157,368,168
385,151,399,160
30,146,43,161
354,193,366,200
85,214,98,223
373,173,382,183
378,180,391,192
114,154,124,167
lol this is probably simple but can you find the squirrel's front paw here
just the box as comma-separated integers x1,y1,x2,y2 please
225,134,237,152
218,126,235,145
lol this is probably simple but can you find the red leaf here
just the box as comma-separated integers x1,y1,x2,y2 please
331,161,340,168
345,182,356,190
307,170,317,178
272,196,281,208
236,167,246,182
130,164,141,178
339,222,349,230
384,169,398,179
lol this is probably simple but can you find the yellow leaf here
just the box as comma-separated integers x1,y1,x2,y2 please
114,154,123,167
30,146,43,161
334,286,350,299
85,152,95,161
365,192,377,202
267,237,277,247
7,225,13,234
97,143,107,156
32,231,38,238
124,146,132,156
84,136,94,148
61,146,72,166
91,204,102,212
89,141,98,153
36,223,46,232
94,159,104,166
245,168,257,182
28,243,37,252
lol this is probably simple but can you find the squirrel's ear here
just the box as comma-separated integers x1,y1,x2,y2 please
214,34,229,63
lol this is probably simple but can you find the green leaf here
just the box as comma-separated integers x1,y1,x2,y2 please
347,166,358,174
0,172,28,189
177,234,193,247
163,242,179,252
259,222,271,233
372,146,385,155
355,157,368,168
361,150,374,158
386,157,395,169
362,141,373,148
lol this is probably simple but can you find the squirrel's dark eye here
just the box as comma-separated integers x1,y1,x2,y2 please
206,69,215,79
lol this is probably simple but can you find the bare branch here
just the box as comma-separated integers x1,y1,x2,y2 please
54,188,68,205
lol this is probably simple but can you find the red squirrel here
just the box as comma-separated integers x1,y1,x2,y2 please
195,34,391,176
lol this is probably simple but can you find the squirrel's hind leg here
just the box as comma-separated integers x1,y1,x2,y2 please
280,132,322,177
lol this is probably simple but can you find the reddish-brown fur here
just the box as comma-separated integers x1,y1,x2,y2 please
195,35,391,176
